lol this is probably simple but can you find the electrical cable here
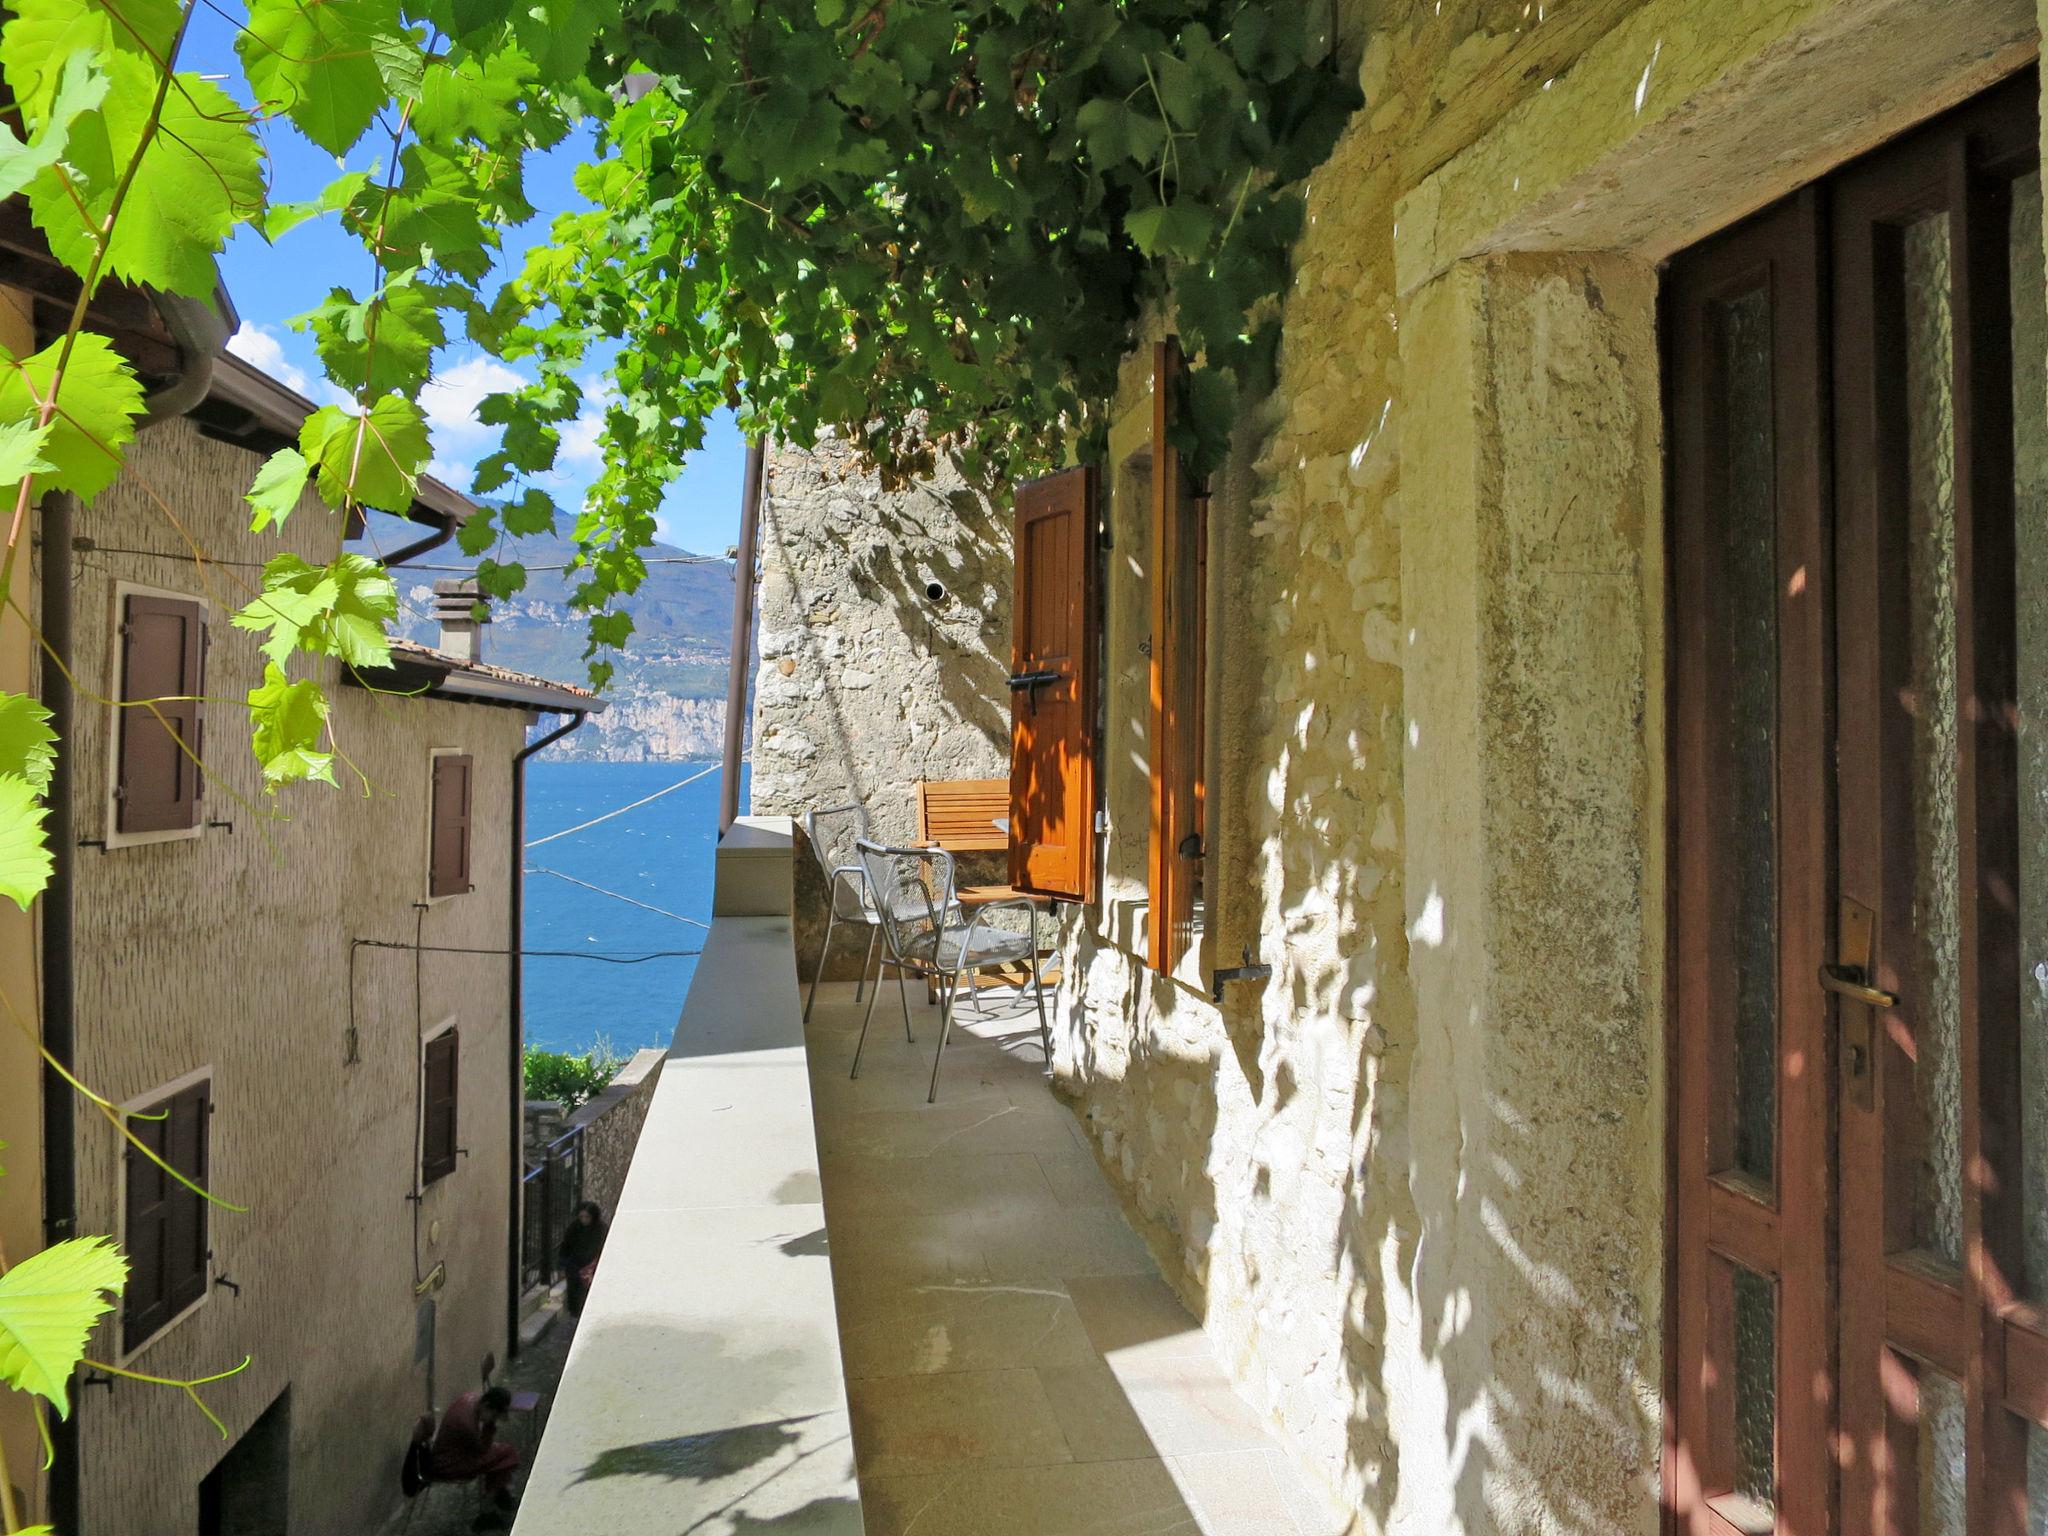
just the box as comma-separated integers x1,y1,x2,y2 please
517,868,712,929
524,761,722,848
351,940,702,960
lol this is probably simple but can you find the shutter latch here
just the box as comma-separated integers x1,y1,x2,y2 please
1006,669,1059,715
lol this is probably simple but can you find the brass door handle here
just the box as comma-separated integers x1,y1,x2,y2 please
1818,963,1897,1009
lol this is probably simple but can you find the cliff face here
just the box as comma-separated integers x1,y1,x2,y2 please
385,525,740,761
552,692,729,761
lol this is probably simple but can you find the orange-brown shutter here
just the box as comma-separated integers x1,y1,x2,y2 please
1149,339,1204,975
1008,464,1100,904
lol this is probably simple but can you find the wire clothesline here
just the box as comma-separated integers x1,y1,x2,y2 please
524,761,723,848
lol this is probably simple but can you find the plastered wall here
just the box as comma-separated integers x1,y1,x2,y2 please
50,415,532,1535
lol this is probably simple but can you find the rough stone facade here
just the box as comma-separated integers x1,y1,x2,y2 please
567,1046,665,1222
750,2,2047,1531
749,431,1013,977
40,412,548,1535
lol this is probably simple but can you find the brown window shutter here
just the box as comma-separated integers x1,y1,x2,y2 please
429,754,473,897
1008,465,1100,904
122,1081,209,1351
1148,338,1206,975
116,595,205,834
422,1030,459,1184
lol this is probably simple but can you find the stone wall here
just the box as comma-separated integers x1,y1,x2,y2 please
569,1046,666,1221
55,414,537,1536
753,1,2044,1531
748,431,1012,978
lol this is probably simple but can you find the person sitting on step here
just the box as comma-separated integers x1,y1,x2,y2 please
431,1384,522,1530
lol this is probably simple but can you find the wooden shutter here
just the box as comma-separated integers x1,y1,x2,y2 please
1008,466,1100,903
422,1030,459,1184
428,754,473,897
1148,339,1205,975
123,1081,209,1351
116,594,205,835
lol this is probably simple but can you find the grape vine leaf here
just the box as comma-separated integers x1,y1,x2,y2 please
0,772,53,911
0,418,55,496
301,396,430,513
0,693,59,793
246,447,311,532
0,332,145,503
247,662,334,786
0,1234,126,1414
0,0,180,125
232,553,397,669
25,58,264,298
239,0,400,156
0,50,109,202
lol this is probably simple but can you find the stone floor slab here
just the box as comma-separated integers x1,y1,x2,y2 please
846,1367,1074,1478
856,1459,1207,1536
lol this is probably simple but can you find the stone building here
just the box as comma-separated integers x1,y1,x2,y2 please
0,271,598,1530
750,1,2048,1529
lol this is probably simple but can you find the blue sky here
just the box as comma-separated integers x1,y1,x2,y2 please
187,5,747,558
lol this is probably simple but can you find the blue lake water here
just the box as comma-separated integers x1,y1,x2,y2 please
521,758,743,1056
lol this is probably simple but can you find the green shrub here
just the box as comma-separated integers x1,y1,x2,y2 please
524,1039,625,1111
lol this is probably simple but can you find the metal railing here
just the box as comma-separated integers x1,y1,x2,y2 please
520,1124,586,1295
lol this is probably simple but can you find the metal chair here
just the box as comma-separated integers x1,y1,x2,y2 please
801,804,913,1043
851,839,1050,1103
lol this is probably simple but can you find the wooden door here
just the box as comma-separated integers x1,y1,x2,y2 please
1009,464,1099,903
1829,75,2046,1536
1668,186,1836,1536
1668,70,2048,1536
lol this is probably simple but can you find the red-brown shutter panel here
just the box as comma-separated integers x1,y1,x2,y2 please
123,1081,209,1350
117,595,204,834
422,1031,459,1183
1148,339,1204,975
429,754,473,897
1008,465,1100,904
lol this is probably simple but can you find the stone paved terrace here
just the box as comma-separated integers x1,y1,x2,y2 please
805,979,1350,1536
515,818,1346,1536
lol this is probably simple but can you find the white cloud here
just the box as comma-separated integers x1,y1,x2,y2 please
226,323,349,406
420,354,525,448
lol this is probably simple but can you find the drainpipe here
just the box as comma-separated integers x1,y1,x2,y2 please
37,489,78,1536
39,295,225,1533
719,440,764,836
383,519,456,569
506,708,587,1358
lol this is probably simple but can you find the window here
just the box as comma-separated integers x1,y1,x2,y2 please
114,589,206,838
428,752,473,898
123,1076,209,1353
422,1028,459,1185
1148,338,1207,975
1007,464,1101,905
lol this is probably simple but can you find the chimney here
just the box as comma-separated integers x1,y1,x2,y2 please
433,579,487,663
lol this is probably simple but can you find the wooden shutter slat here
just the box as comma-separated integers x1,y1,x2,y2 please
1008,466,1100,903
1148,339,1204,975
422,1031,459,1183
123,1081,208,1349
429,755,474,897
117,595,204,834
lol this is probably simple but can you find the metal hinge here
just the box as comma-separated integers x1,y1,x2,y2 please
1094,808,1110,834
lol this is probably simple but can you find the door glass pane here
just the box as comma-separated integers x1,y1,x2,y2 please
2013,171,2048,1314
1905,209,1966,1266
1711,285,1780,1188
1918,1367,1967,1536
1733,1263,1778,1521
